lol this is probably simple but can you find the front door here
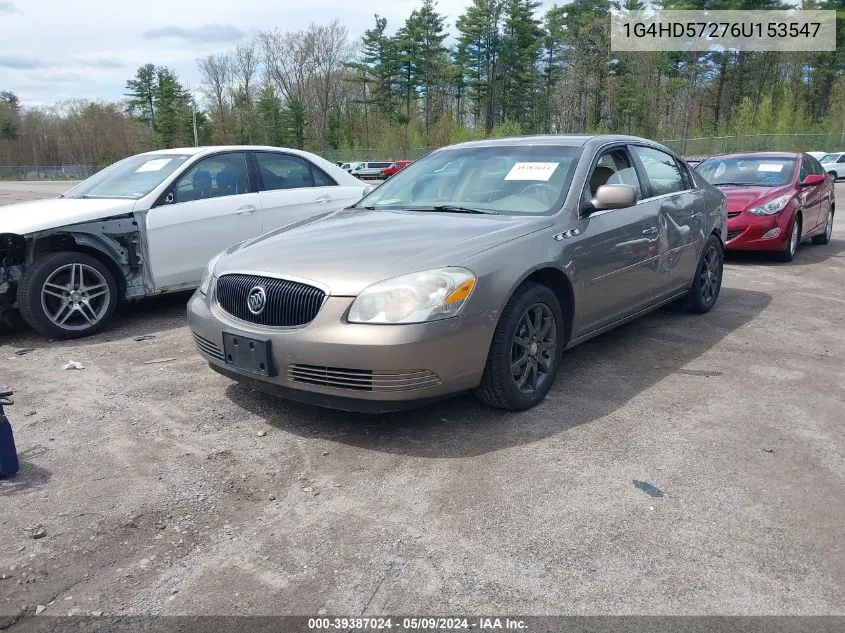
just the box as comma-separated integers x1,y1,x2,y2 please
572,147,662,335
145,151,261,290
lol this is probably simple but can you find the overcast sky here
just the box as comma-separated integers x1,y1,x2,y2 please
0,0,557,108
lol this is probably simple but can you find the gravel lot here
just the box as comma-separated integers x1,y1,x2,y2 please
1,180,843,620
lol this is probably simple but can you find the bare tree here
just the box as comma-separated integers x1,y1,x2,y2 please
308,20,352,148
259,28,316,148
232,40,260,143
198,53,234,143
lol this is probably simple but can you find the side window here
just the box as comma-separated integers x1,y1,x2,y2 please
799,157,810,181
838,155,845,164
255,153,336,191
632,146,686,197
810,157,824,175
173,153,249,203
585,148,642,202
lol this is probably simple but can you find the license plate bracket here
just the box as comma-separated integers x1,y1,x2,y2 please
222,332,275,377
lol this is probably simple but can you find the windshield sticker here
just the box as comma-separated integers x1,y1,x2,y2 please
504,162,559,181
136,158,172,173
757,163,784,172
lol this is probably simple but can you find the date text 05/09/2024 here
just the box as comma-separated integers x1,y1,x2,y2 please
306,617,528,630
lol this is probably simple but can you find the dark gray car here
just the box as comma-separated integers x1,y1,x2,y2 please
188,135,727,412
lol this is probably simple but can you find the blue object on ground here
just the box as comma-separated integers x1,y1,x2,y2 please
0,391,19,478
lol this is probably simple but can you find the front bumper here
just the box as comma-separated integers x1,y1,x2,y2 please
725,210,794,251
187,290,495,412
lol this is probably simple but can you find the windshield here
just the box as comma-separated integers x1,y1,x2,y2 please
65,153,192,200
356,145,582,215
696,156,795,187
820,153,842,164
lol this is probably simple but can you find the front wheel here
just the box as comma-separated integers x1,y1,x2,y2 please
683,234,724,314
17,251,119,339
777,216,800,262
812,208,833,245
474,282,565,411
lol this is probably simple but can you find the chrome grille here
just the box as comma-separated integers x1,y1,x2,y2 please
215,274,325,327
193,332,224,361
288,365,441,392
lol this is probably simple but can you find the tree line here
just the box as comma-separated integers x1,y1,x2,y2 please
1,0,844,168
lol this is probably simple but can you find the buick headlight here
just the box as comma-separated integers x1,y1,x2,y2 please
348,268,476,324
748,195,791,216
199,251,225,296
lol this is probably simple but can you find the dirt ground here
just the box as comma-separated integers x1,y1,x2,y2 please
1,181,844,622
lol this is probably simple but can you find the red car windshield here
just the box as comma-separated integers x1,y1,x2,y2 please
697,156,795,187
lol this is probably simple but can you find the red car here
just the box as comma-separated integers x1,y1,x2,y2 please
380,160,413,179
696,152,835,261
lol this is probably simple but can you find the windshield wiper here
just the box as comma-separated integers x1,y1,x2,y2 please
712,182,759,187
406,204,499,215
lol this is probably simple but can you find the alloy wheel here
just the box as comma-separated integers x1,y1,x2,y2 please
789,221,799,256
699,242,722,305
825,211,833,241
40,263,111,331
510,303,557,395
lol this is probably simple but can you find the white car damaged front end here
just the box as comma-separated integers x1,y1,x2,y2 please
0,198,158,328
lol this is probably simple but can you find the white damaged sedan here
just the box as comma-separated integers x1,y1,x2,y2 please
0,146,371,338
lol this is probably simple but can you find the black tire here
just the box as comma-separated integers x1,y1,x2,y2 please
683,234,724,314
812,207,833,245
17,251,120,339
777,215,801,262
474,282,565,411
828,171,838,182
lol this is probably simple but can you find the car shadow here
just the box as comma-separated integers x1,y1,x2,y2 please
0,291,193,347
726,237,845,266
225,287,772,458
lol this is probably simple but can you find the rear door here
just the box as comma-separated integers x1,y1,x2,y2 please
145,151,261,289
630,145,705,297
252,151,363,233
573,146,662,334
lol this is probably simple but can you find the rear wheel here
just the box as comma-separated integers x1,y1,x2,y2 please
812,207,834,245
777,215,800,262
683,234,724,314
474,282,564,411
17,251,119,339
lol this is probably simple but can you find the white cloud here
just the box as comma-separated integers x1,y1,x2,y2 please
0,0,557,107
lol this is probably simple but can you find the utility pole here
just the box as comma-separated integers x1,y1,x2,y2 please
193,103,198,147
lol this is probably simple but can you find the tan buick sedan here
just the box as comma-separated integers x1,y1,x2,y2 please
187,135,727,412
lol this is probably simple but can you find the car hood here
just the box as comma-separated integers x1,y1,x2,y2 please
717,185,792,213
218,208,553,295
0,197,137,235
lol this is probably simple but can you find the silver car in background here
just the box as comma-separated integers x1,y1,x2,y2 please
188,135,727,412
351,162,393,180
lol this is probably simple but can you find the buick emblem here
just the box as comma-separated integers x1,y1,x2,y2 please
247,286,267,315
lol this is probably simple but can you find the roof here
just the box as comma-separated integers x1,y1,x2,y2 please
139,145,314,157
702,151,801,160
445,134,669,150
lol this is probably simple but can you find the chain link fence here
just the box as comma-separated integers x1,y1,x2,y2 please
3,134,844,180
660,133,845,158
0,164,100,181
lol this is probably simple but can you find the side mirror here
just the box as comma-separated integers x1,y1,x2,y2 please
588,184,638,212
800,174,825,187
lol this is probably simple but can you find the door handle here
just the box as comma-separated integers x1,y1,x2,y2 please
316,195,333,203
642,227,659,235
236,205,257,215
